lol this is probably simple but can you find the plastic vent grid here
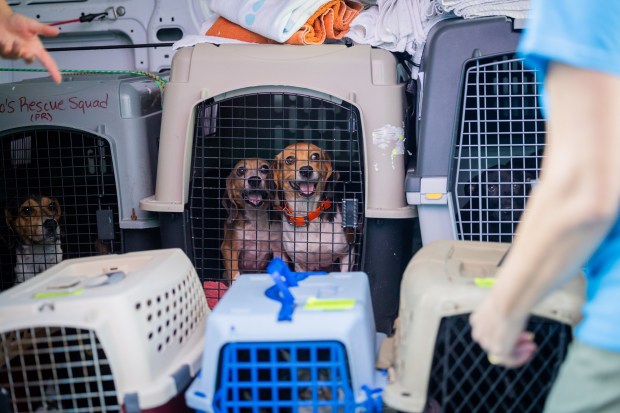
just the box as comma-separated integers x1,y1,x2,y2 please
190,92,364,283
0,326,119,413
453,55,545,242
214,341,355,412
137,269,208,353
428,314,571,413
0,127,121,290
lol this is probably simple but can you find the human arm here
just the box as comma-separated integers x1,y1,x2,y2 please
0,0,61,83
470,62,620,368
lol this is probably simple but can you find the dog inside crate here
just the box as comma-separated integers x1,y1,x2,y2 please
453,55,546,243
190,92,365,301
455,147,543,243
0,128,121,290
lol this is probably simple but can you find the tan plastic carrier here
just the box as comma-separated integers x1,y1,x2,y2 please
139,43,417,333
384,240,585,413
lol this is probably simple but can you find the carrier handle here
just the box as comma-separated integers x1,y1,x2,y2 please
264,258,326,321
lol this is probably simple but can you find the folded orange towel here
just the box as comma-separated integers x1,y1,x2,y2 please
205,0,363,45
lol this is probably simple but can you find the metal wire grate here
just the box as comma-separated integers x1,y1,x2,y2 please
453,55,546,242
190,92,364,291
214,341,355,412
0,127,121,290
0,326,120,413
427,314,571,413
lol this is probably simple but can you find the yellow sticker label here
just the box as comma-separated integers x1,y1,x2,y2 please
304,297,356,311
34,289,85,299
474,277,496,288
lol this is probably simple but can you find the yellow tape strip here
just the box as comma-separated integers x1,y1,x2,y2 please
474,277,496,288
34,289,85,299
303,297,356,311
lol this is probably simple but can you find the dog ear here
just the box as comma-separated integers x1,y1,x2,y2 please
272,151,285,206
49,197,62,221
2,207,16,248
321,149,334,181
222,172,242,223
266,161,277,195
324,168,341,202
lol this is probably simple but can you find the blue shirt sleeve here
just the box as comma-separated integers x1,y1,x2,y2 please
517,0,620,78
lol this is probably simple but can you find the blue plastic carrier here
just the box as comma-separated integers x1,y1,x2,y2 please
185,259,385,412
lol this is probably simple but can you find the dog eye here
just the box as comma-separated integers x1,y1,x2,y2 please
48,203,57,212
310,153,320,161
22,207,34,216
513,184,521,192
236,167,246,176
285,156,295,165
487,185,497,193
259,164,269,174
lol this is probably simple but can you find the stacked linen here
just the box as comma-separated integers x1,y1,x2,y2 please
204,0,363,45
344,0,454,75
438,0,530,19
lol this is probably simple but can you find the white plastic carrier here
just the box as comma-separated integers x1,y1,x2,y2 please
0,249,209,413
185,258,385,413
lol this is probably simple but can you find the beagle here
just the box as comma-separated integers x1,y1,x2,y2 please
4,195,63,283
221,158,283,283
274,143,353,272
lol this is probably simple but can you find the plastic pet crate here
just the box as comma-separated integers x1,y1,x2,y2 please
185,259,385,413
383,240,585,413
0,248,209,413
0,74,162,290
406,17,545,245
140,43,417,334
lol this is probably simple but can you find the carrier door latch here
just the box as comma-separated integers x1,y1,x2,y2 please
342,198,359,245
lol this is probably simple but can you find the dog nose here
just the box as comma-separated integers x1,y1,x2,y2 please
248,176,261,188
43,219,58,232
299,166,313,179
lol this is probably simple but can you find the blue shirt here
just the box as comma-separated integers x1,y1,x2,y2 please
518,0,620,352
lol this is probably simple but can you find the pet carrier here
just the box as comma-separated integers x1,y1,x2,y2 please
383,240,585,413
140,43,417,333
406,17,545,244
0,74,161,290
0,0,211,82
0,248,209,413
185,258,385,412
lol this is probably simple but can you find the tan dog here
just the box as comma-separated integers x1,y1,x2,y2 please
221,158,283,283
274,143,352,272
5,195,63,283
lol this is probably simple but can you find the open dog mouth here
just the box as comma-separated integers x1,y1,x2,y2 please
290,181,317,197
243,190,268,207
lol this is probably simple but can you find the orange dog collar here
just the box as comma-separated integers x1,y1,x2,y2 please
278,199,333,227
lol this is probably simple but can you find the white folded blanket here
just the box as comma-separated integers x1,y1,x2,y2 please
345,0,454,74
204,0,334,43
438,0,530,19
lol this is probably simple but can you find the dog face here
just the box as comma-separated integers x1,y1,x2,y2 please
5,196,62,245
273,143,335,204
466,167,534,222
223,158,274,220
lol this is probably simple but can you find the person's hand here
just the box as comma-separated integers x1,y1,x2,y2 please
470,296,537,368
0,10,61,83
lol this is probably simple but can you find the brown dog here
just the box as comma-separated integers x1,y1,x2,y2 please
221,158,282,283
4,195,63,282
274,143,352,272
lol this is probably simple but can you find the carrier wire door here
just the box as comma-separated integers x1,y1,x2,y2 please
189,90,364,280
453,55,545,243
0,127,120,289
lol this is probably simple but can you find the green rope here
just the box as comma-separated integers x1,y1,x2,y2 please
0,68,167,94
